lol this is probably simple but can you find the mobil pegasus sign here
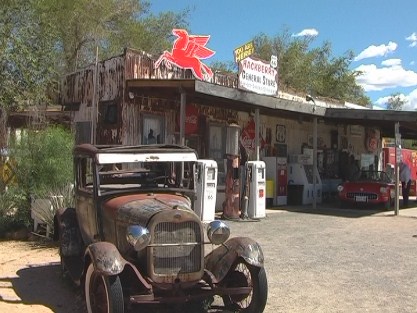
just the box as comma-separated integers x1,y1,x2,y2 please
238,56,278,96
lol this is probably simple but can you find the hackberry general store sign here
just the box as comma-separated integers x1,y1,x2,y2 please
238,56,278,96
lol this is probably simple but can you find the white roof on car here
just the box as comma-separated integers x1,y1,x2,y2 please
97,152,198,164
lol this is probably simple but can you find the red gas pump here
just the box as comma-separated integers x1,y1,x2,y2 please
383,147,417,196
222,124,241,219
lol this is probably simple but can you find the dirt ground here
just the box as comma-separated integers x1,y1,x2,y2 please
0,240,83,313
1,205,417,313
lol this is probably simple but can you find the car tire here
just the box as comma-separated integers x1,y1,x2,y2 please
222,260,268,313
85,263,124,313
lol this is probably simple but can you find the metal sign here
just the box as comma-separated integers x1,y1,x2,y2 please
234,41,255,63
238,56,278,96
270,55,278,68
155,29,215,81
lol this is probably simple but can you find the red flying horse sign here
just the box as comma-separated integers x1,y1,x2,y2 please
155,29,215,80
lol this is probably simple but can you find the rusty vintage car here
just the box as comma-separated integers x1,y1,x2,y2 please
54,144,267,312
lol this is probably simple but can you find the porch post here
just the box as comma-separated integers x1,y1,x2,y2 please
313,117,318,210
179,90,186,185
180,90,186,146
255,109,260,160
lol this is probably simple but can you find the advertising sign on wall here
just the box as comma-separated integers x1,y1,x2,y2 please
241,118,265,152
155,29,215,81
238,56,278,96
234,41,255,63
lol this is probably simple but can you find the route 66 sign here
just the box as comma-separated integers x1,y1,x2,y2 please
270,55,278,69
276,124,286,143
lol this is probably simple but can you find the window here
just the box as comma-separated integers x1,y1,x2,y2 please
99,101,118,125
142,114,164,145
76,157,94,192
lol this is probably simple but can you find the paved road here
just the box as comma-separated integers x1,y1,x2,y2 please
226,204,417,313
1,204,417,313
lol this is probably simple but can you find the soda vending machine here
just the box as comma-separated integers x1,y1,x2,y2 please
246,161,266,219
287,162,322,205
194,159,218,223
263,157,288,206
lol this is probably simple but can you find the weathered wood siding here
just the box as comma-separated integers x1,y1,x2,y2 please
60,48,242,145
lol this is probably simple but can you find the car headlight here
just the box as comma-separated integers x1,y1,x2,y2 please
380,186,388,194
207,220,230,245
337,185,344,192
126,225,151,251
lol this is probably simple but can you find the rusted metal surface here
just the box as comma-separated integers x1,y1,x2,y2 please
205,236,265,282
86,241,126,275
103,193,192,223
60,48,240,146
56,143,268,310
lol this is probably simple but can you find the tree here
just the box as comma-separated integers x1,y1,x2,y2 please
252,29,371,106
386,93,406,111
0,126,74,232
0,0,58,149
0,0,190,149
35,0,190,73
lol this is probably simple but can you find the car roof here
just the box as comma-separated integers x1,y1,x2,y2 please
74,144,199,163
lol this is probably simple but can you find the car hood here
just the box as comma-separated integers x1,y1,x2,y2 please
342,181,392,190
102,193,193,225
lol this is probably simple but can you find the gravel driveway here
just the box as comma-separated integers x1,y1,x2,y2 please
1,204,417,313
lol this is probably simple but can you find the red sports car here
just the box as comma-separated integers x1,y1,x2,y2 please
337,170,395,209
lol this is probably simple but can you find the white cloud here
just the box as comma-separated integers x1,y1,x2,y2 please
375,88,417,111
292,28,319,37
355,63,417,91
405,88,417,110
381,58,401,67
375,96,390,106
354,41,397,61
406,32,417,47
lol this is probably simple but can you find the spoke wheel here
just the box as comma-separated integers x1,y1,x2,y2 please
85,263,124,313
222,260,268,313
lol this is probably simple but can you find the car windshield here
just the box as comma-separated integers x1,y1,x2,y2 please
356,171,391,183
97,160,195,191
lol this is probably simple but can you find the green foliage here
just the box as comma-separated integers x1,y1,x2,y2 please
35,0,190,73
252,29,371,106
209,60,237,73
0,188,28,235
386,92,406,111
0,0,58,112
0,126,74,235
9,126,74,196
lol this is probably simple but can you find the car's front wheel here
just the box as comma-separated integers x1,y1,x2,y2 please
222,260,268,313
85,263,124,313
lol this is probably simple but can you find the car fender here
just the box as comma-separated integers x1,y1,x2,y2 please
54,207,83,256
85,242,127,276
205,237,264,283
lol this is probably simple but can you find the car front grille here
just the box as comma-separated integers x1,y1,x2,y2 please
151,221,202,275
347,192,378,200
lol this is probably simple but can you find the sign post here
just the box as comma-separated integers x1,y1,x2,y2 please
395,122,400,216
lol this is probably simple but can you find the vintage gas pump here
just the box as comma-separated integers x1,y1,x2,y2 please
222,124,241,219
194,159,218,223
247,160,266,219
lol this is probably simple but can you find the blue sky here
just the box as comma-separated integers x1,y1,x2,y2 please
150,0,417,110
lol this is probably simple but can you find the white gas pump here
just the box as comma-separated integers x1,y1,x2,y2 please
194,159,218,223
247,161,266,219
